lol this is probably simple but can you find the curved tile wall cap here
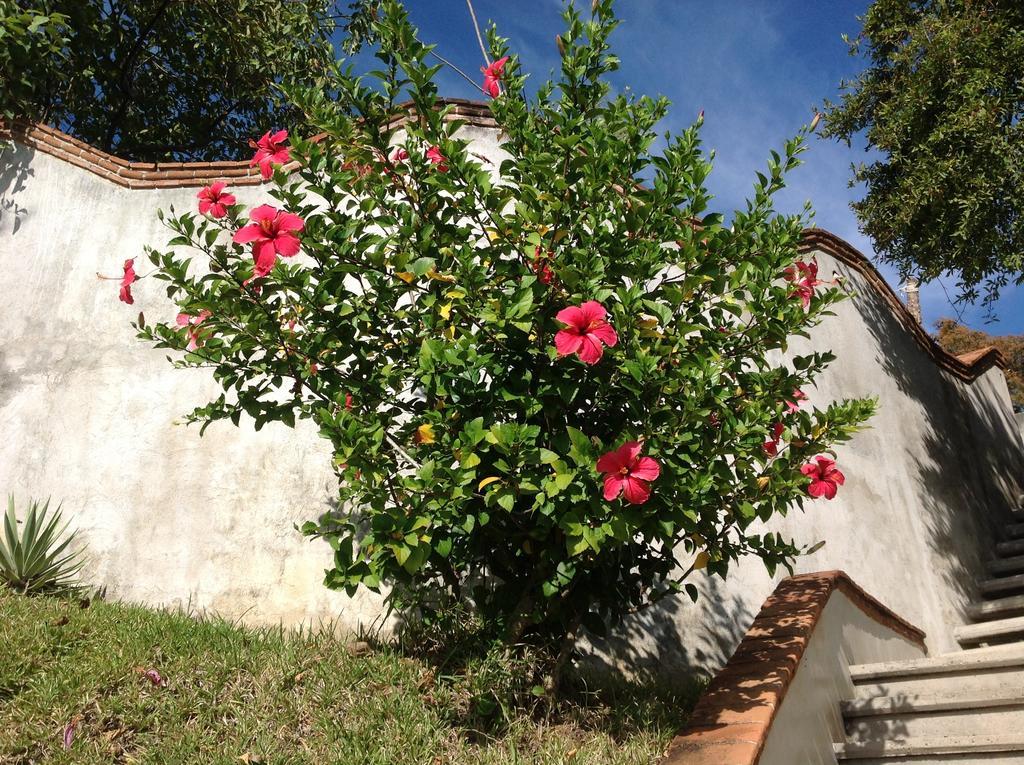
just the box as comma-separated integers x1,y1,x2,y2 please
956,346,1002,367
661,570,925,765
800,228,1006,382
0,98,496,190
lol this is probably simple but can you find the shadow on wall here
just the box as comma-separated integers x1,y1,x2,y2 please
580,572,755,689
0,142,33,234
843,255,1024,619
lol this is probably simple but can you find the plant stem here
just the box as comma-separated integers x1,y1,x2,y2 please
428,51,484,94
465,0,490,66
546,611,584,699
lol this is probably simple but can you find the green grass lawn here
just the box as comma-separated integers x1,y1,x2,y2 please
0,592,698,764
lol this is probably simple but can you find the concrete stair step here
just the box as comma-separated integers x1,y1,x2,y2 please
850,644,1024,681
956,616,1024,646
978,573,1024,596
996,539,1024,557
834,733,1024,761
988,554,1024,576
968,593,1024,620
843,690,1024,716
1004,521,1024,539
842,692,1024,739
837,751,1024,764
850,644,1024,696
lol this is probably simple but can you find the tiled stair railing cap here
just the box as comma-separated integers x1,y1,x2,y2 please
661,570,926,765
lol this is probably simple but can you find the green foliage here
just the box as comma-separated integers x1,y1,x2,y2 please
0,592,691,763
137,1,874,663
0,496,85,596
0,1,69,123
821,0,1024,308
0,0,346,161
934,317,1024,407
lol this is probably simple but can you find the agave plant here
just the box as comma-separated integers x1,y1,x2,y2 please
0,496,86,595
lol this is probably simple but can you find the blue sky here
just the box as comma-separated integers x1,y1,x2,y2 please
349,1,1023,333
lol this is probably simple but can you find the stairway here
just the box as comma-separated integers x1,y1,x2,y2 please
833,508,1024,763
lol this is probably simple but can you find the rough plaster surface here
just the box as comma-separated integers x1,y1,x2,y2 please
2,125,1023,675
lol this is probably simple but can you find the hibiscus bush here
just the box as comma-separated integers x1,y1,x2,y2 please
129,0,874,676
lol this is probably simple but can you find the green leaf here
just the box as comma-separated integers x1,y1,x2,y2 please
566,427,593,466
409,257,436,277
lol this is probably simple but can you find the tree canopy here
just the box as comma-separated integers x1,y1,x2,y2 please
0,0,374,162
821,0,1024,310
934,318,1024,407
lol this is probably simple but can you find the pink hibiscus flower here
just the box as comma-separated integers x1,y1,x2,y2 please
390,147,409,163
196,181,236,218
762,422,784,457
554,301,618,365
63,719,77,750
426,145,448,172
232,204,305,280
249,129,290,180
119,258,137,304
784,259,823,310
142,668,167,687
801,456,846,500
596,441,661,505
482,55,509,98
785,388,807,414
176,310,213,351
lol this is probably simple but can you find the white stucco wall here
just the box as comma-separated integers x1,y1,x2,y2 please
592,243,1024,677
3,123,1023,675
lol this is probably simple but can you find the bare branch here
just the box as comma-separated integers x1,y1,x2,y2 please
465,0,491,67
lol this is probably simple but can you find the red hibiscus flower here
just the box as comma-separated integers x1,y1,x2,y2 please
425,145,448,172
196,181,236,218
532,246,555,285
176,310,213,351
554,301,618,365
784,259,823,310
596,441,661,505
345,392,353,410
801,456,845,500
232,204,305,280
762,422,784,457
249,129,290,180
482,55,509,98
785,388,807,414
119,258,137,304
390,147,409,163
